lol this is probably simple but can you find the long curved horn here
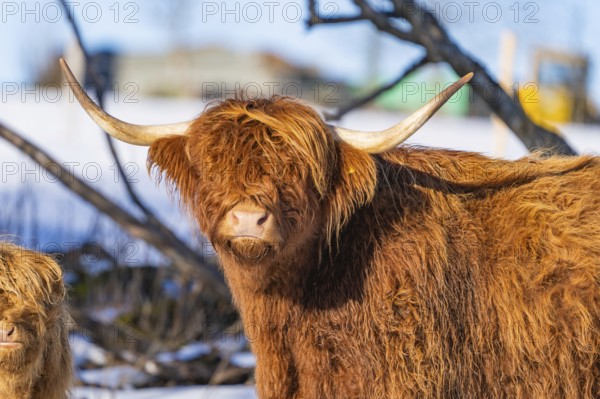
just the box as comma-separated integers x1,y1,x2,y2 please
60,58,192,146
332,73,473,153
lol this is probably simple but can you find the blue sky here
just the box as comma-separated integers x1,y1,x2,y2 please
1,0,599,104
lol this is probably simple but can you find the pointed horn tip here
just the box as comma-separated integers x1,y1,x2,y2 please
58,58,74,79
461,72,474,83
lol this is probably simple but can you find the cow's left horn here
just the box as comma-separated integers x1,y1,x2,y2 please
333,72,473,154
60,58,192,146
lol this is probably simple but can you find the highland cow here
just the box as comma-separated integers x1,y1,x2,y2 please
0,243,72,399
62,59,600,398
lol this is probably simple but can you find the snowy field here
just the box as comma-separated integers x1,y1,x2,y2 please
73,386,257,399
1,95,600,397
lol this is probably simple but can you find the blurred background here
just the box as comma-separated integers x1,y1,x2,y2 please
0,0,599,397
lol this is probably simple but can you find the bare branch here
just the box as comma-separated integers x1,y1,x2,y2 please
326,54,431,121
351,0,418,43
310,0,577,155
59,0,220,262
59,0,167,219
306,2,396,27
349,0,576,155
0,122,231,299
398,0,575,155
307,14,370,27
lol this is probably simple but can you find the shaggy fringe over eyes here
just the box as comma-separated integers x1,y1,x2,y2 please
194,95,337,197
0,243,65,307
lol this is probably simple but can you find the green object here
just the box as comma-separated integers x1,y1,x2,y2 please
376,71,470,116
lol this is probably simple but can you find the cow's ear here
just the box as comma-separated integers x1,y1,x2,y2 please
325,141,377,240
148,135,198,210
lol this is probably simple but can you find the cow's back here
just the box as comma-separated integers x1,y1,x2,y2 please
368,149,600,398
475,159,600,398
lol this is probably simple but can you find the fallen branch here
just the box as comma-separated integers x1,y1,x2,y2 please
56,0,230,293
59,0,169,222
0,122,230,299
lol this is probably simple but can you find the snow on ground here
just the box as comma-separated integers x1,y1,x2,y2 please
71,333,109,367
71,328,256,392
156,342,212,363
79,366,154,390
72,386,257,399
230,352,258,368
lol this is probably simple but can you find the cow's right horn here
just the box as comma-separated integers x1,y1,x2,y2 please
60,58,192,146
332,72,473,153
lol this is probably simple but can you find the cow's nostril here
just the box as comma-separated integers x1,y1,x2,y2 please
232,210,268,227
257,213,269,226
7,326,14,336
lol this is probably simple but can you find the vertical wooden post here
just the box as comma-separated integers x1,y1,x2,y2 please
493,30,517,157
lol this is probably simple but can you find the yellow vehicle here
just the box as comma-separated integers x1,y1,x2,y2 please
520,49,591,125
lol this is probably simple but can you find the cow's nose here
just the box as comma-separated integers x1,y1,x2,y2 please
231,210,270,226
228,208,270,238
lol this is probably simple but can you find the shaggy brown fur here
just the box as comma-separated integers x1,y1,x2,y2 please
148,96,600,398
0,243,72,399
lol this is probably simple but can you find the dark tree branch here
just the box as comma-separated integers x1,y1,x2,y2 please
388,0,576,155
306,0,397,28
307,14,371,26
58,0,219,264
325,54,431,121
309,0,577,156
349,1,418,43
0,123,230,299
59,0,164,220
